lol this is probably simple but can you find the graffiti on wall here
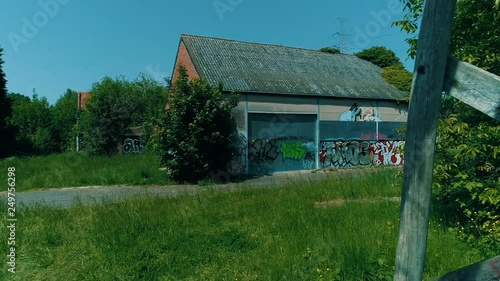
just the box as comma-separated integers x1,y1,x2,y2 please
248,136,317,173
228,133,247,174
249,138,280,163
123,138,144,153
339,102,383,122
281,142,306,161
319,140,404,168
371,140,404,165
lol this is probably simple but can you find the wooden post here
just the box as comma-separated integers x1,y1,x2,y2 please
444,57,500,121
393,1,457,280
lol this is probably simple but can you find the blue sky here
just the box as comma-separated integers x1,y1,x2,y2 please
0,0,415,105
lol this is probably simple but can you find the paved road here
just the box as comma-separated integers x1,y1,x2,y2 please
0,168,378,208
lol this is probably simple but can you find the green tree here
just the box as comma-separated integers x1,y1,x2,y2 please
381,65,413,101
79,76,136,154
395,0,500,256
0,47,16,158
52,89,79,152
355,46,403,68
451,0,500,74
7,93,30,107
319,47,340,54
354,46,411,101
151,66,239,183
79,75,169,154
132,74,169,145
9,94,54,154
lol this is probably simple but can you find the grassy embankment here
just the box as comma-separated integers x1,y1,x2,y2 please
0,152,173,191
0,166,486,280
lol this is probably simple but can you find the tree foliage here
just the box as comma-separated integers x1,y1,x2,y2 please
355,46,412,101
381,65,413,100
52,89,78,152
8,94,54,154
319,47,340,54
451,0,500,74
151,66,239,183
0,47,16,158
79,75,168,155
395,0,500,256
354,46,403,68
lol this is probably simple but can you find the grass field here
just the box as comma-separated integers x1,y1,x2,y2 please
0,168,486,280
0,152,173,191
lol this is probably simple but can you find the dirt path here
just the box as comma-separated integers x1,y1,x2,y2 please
0,168,391,208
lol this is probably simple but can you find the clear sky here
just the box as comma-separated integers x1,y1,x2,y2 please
0,0,415,105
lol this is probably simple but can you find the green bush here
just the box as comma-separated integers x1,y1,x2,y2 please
151,66,239,183
432,98,500,256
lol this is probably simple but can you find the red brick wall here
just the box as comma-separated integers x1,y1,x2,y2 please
171,41,200,83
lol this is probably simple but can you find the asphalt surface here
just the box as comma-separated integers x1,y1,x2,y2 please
0,168,378,208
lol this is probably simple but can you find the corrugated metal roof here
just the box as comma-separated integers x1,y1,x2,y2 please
181,34,406,100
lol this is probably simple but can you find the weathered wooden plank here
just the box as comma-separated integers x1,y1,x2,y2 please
393,0,457,280
432,256,500,281
444,57,500,120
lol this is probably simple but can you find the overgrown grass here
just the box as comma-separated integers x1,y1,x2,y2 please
0,152,173,191
0,169,486,280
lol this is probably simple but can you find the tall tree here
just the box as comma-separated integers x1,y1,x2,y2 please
0,47,15,158
52,89,79,152
79,76,135,154
9,94,54,155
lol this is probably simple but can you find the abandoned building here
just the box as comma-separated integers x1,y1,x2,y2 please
171,34,408,174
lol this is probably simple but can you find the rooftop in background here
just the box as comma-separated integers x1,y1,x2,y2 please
177,34,406,100
78,92,90,110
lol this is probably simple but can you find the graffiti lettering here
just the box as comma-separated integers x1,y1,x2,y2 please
249,139,280,163
320,141,373,168
319,140,404,168
281,142,306,161
371,140,404,165
123,138,144,153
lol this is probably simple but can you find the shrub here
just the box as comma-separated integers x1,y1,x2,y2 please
152,66,239,183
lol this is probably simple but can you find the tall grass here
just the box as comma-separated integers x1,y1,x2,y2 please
0,152,173,191
0,170,486,280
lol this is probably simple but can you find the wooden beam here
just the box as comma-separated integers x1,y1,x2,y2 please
444,57,500,121
432,256,500,281
393,1,457,280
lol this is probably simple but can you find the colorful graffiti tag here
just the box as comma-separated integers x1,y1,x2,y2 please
371,140,404,165
242,136,404,173
280,142,306,161
319,140,404,168
247,136,317,172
